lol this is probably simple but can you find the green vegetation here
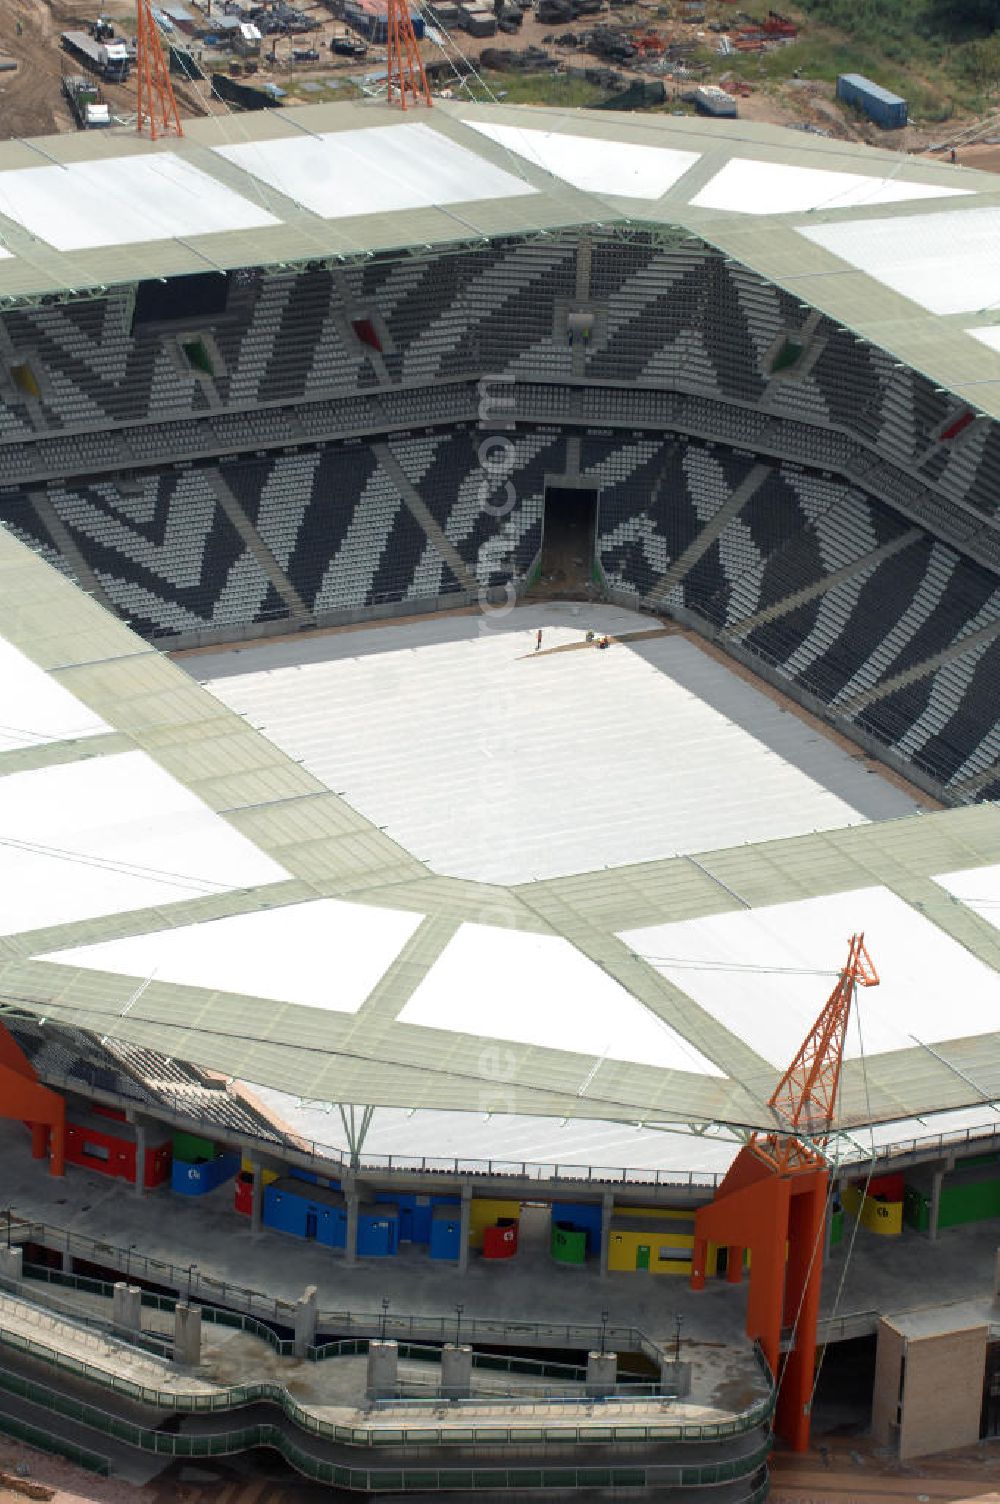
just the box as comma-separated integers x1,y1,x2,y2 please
476,70,611,106
723,0,1000,121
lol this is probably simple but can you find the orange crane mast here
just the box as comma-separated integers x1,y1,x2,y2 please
690,934,878,1452
386,0,432,110
136,0,183,139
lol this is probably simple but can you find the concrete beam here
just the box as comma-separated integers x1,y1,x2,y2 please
0,1246,23,1283
173,1301,202,1365
441,1343,472,1399
928,1164,945,1241
458,1185,472,1275
293,1284,318,1357
134,1121,146,1197
112,1282,141,1334
366,1339,398,1400
586,1350,616,1397
600,1191,613,1280
345,1192,359,1266
250,1160,263,1236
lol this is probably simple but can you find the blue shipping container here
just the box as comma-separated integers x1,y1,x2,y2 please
357,1203,399,1257
429,1205,462,1260
263,1177,347,1248
172,1150,241,1197
375,1191,460,1244
836,73,907,129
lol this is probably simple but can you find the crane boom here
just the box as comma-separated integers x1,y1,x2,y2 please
750,933,879,1173
689,933,879,1453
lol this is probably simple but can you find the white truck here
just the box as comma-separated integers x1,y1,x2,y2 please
61,29,130,83
62,74,113,128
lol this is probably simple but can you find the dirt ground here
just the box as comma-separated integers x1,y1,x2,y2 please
2,1433,999,1504
2,0,999,153
770,1441,1000,1504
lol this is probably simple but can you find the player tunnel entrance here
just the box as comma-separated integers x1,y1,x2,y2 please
538,483,598,594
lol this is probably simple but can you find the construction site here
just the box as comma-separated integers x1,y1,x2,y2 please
1,1,1000,1501
4,0,1000,145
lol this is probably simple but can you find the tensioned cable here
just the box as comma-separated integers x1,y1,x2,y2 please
0,834,244,894
806,991,878,1414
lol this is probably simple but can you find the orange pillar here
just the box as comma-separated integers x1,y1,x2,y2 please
0,1022,66,1177
690,1236,708,1290
50,1117,65,1178
776,1170,828,1451
726,1244,743,1283
744,1175,791,1381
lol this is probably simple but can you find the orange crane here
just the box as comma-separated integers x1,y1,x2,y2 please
136,0,183,139
690,934,878,1452
385,0,432,110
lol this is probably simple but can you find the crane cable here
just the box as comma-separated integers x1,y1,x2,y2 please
767,973,876,1419
807,986,878,1415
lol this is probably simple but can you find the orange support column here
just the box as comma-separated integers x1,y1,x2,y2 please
777,1170,828,1451
0,1022,66,1177
690,1236,708,1290
743,1176,791,1382
726,1245,743,1283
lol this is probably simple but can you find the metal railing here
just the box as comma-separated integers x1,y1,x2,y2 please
0,1406,111,1477
10,1214,668,1358
0,1361,773,1493
30,1062,1000,1192
19,1263,646,1384
0,1316,775,1453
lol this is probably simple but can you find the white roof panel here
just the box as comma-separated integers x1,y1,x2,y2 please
467,121,700,200
0,637,109,752
932,862,1000,925
0,154,279,252
798,205,1000,316
399,922,723,1074
196,605,920,886
45,899,422,1013
966,325,1000,354
620,887,1000,1071
0,750,287,936
212,123,537,219
692,157,969,216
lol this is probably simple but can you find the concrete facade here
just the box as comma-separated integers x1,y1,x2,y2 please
872,1314,988,1460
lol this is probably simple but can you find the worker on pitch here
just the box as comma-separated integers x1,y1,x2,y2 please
535,628,543,652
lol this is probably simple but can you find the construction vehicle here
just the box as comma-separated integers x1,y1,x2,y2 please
62,73,112,127
331,33,368,57
61,29,130,82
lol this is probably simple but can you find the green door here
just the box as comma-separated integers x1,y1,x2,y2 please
636,1244,650,1271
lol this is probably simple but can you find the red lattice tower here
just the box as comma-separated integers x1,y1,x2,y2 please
750,931,879,1174
386,0,432,110
690,934,879,1453
136,0,183,139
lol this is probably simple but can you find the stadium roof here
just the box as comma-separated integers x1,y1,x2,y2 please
3,101,1000,417
2,518,1000,1146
